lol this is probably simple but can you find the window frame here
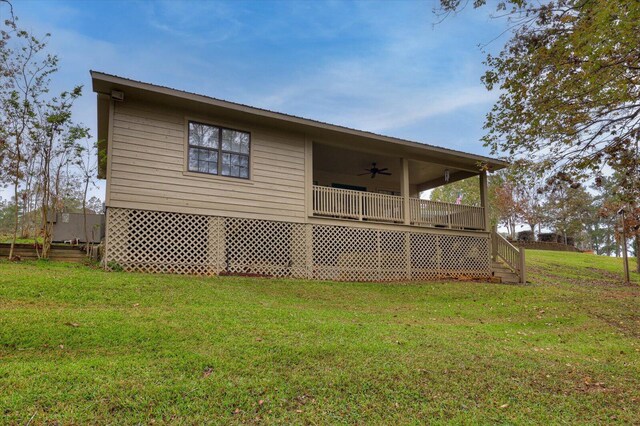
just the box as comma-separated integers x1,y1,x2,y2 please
186,120,251,180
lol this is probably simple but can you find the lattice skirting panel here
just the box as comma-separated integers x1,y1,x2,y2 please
105,207,491,281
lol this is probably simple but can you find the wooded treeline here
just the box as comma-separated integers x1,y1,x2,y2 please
435,0,639,271
0,2,99,257
431,160,638,260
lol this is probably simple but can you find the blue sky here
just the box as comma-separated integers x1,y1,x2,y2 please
6,0,507,200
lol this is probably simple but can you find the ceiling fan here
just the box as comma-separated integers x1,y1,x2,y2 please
358,163,392,178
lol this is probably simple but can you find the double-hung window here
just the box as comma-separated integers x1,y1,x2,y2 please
187,121,250,179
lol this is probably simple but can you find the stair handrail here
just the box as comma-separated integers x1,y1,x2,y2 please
491,231,526,284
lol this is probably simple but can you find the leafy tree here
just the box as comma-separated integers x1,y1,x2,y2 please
544,183,594,245
0,198,16,236
85,196,103,214
430,176,480,206
0,4,91,258
32,88,88,257
597,170,640,270
491,171,519,238
590,174,622,256
0,0,15,182
429,169,519,231
510,160,546,235
438,0,640,186
437,0,639,267
0,14,57,257
74,139,98,252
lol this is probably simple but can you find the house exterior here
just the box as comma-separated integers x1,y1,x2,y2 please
92,71,525,283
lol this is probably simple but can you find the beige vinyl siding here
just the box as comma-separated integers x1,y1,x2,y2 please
108,100,307,222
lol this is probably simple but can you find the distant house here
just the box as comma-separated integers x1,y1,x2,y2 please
91,71,525,283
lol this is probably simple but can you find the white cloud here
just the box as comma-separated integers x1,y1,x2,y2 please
248,52,497,135
142,0,244,45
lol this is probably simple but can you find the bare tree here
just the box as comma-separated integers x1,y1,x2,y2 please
74,139,97,254
0,17,57,258
32,87,87,258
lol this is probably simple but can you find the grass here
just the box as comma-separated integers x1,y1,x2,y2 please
0,237,42,244
0,236,68,246
1,251,639,424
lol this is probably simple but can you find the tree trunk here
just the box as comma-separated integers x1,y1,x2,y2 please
40,148,51,259
83,178,89,255
635,236,640,273
9,179,19,259
20,194,27,239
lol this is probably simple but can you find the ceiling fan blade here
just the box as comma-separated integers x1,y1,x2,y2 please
377,168,389,172
358,172,371,176
378,171,392,175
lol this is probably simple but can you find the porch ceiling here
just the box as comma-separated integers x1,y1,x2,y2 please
313,143,476,190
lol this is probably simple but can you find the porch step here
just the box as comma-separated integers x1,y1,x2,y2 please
491,260,520,284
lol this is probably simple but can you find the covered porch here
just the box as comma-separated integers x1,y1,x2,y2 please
309,142,491,231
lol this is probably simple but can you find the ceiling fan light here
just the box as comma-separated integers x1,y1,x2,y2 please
444,168,450,183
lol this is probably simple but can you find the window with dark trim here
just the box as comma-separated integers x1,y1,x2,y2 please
187,121,250,179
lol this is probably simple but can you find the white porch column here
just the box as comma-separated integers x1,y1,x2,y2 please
401,158,410,225
479,170,490,231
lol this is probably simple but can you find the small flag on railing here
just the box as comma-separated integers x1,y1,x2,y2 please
455,193,463,205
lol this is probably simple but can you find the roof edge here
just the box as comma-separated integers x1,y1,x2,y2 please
90,70,509,170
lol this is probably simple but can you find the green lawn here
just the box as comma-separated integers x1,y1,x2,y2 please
1,251,639,424
0,237,41,244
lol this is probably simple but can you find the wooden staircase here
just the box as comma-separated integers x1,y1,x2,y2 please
491,259,521,284
491,232,526,284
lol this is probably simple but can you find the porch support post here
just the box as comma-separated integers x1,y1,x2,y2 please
479,170,490,231
519,247,526,284
304,136,313,218
401,158,410,225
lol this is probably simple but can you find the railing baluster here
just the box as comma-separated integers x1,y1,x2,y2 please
312,186,485,230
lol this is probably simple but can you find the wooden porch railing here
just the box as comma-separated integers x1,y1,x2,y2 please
312,185,485,229
409,198,485,230
491,231,526,283
312,185,404,222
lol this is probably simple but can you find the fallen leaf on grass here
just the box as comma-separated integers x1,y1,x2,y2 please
500,403,509,409
202,367,213,378
65,322,80,328
132,303,140,307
